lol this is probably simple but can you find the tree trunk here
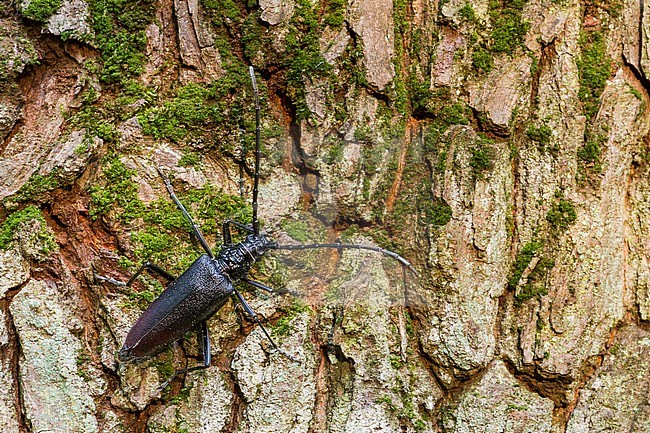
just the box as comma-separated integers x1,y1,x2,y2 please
1,0,649,432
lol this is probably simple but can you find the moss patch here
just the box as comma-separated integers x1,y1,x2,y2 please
271,300,310,338
577,131,605,175
514,256,553,306
88,0,156,84
89,157,143,222
139,83,223,143
577,31,611,120
284,0,333,120
8,172,62,204
488,0,529,54
546,197,577,231
470,135,496,180
22,0,61,22
508,240,542,291
323,0,346,28
470,0,530,73
525,122,557,154
178,150,202,168
137,69,267,156
0,206,57,256
0,30,39,80
508,239,554,306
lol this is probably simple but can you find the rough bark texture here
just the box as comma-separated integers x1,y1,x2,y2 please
0,0,649,432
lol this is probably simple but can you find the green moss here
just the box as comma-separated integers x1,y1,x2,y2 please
628,86,643,102
546,197,577,230
89,157,143,222
68,105,120,144
0,34,39,80
323,137,345,164
376,395,397,411
171,383,193,405
284,0,333,120
339,38,368,90
88,0,155,84
577,31,611,119
139,83,220,142
488,0,529,53
76,351,92,381
241,11,263,59
178,151,202,168
410,82,470,124
393,173,452,230
470,136,495,179
9,172,61,203
393,0,407,36
132,228,178,262
418,93,469,152
179,184,251,234
472,45,494,72
117,255,134,269
123,260,184,307
389,354,403,369
138,72,263,153
470,0,529,73
323,0,346,28
22,0,61,22
390,0,410,116
423,197,453,226
378,379,429,432
514,256,553,306
353,122,371,143
152,355,176,379
508,237,554,306
0,206,56,255
525,123,554,153
459,3,477,23
114,80,157,110
577,131,606,181
201,0,243,25
122,184,252,276
271,300,310,338
280,219,311,243
507,240,542,291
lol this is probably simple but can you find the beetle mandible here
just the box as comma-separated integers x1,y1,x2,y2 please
108,67,417,384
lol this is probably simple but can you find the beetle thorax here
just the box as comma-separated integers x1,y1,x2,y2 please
218,234,276,280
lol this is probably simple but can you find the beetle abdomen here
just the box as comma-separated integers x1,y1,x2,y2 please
120,255,233,359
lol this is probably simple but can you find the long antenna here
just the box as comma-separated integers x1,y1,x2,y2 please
249,66,261,235
273,242,419,277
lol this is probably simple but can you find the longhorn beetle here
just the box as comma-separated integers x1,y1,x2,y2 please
112,67,417,384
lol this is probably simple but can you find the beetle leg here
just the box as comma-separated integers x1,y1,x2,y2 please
126,261,176,286
222,219,254,245
197,320,211,368
233,289,298,362
95,262,176,287
222,220,233,245
158,321,212,391
241,277,296,296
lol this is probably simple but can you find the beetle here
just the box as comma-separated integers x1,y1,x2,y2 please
107,67,417,384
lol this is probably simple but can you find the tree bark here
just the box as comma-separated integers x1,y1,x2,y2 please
1,0,649,432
